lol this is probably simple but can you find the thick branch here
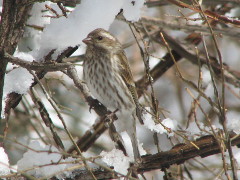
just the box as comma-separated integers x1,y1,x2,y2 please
57,133,240,180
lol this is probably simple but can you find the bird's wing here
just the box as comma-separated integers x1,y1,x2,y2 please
115,50,143,124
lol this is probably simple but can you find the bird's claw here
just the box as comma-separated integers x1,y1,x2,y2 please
87,97,103,113
89,105,93,113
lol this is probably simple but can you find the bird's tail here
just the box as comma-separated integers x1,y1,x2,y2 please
114,110,141,161
126,113,141,161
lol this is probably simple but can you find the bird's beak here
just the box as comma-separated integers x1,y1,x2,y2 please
82,37,92,44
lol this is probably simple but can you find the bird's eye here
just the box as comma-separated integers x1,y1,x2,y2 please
97,36,103,40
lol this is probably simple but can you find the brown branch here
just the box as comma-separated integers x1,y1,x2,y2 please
30,88,65,150
140,16,240,39
140,133,240,172
136,49,182,96
67,115,110,154
4,52,73,71
167,0,240,26
26,0,81,7
135,30,240,96
153,31,240,88
146,0,240,7
53,133,240,180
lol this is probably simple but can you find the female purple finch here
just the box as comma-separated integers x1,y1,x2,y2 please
82,28,143,160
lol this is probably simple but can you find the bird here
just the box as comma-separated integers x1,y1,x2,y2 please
82,28,143,160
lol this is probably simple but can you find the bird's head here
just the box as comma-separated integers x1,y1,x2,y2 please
83,28,121,52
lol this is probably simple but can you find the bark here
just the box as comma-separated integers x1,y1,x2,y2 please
0,0,33,131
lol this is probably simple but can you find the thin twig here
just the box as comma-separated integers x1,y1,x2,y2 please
4,52,72,71
198,1,237,177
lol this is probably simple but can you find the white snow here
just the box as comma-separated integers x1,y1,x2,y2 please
13,51,34,62
1,67,34,118
235,151,240,165
0,0,2,21
3,68,33,95
100,148,132,175
0,147,10,176
29,0,145,60
28,2,52,27
2,50,34,118
36,0,125,59
120,131,146,158
186,122,201,134
122,0,145,21
143,111,177,136
234,149,240,178
227,117,240,134
19,2,52,51
201,67,212,87
17,141,75,178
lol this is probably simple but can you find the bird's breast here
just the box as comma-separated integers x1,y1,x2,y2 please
83,55,134,111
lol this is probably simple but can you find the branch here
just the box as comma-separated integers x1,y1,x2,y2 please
146,0,240,7
135,30,240,96
167,0,240,26
53,133,240,180
139,133,240,172
154,31,240,88
26,0,81,7
4,52,73,71
136,48,182,96
140,16,240,39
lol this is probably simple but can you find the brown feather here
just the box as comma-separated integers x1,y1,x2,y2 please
115,50,144,124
